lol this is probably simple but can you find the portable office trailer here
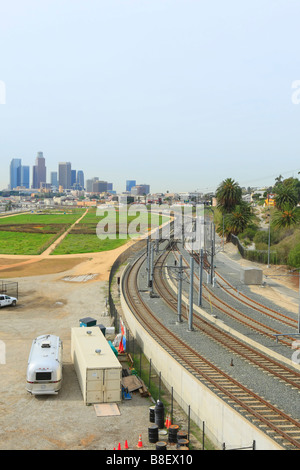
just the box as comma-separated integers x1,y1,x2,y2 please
71,327,122,405
26,334,63,395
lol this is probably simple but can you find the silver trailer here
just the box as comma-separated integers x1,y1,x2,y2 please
26,334,63,395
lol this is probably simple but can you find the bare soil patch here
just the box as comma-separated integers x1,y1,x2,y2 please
0,258,88,278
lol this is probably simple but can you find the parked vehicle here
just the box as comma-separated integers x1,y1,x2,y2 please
26,335,63,395
0,295,17,308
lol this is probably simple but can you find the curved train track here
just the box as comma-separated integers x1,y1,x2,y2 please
122,248,300,450
153,250,300,390
193,250,299,330
173,246,297,347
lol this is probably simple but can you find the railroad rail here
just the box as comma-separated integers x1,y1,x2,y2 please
193,251,299,330
153,250,300,391
122,248,300,450
173,246,297,347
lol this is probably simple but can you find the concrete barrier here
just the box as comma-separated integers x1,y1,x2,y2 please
240,267,263,285
120,259,283,450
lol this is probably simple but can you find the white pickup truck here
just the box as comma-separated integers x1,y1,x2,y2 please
0,295,17,308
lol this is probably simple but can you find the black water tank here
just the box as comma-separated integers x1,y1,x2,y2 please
154,400,165,429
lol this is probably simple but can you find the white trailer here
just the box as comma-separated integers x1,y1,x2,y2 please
26,334,63,395
71,327,122,405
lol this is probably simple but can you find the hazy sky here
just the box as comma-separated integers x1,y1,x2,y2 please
1,0,300,193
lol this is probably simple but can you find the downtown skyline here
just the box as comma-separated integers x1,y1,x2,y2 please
1,1,300,194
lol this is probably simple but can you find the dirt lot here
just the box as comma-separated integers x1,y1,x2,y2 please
0,238,297,451
0,243,172,451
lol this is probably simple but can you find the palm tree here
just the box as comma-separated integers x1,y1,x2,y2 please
271,205,300,229
274,185,298,211
216,178,242,214
224,203,254,238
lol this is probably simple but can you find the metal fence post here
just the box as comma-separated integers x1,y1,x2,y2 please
171,387,174,424
188,257,194,331
149,359,152,389
187,405,191,441
159,372,161,401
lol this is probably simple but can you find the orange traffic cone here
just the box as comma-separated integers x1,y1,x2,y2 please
165,414,170,429
118,337,124,353
136,434,143,448
117,442,121,450
124,440,129,450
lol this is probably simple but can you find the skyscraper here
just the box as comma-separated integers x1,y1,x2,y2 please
50,171,58,189
10,158,22,190
21,165,30,189
126,180,136,192
58,162,71,189
77,170,84,189
92,180,108,193
32,152,46,189
131,184,150,196
71,169,77,187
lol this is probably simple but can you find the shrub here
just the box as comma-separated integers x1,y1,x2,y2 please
288,242,300,268
239,226,258,241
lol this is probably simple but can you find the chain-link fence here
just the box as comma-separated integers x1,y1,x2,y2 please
231,234,277,264
0,280,18,298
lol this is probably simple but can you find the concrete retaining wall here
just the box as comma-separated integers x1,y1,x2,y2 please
120,261,283,450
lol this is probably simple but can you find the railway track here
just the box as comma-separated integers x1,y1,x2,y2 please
122,248,300,450
173,246,297,347
153,250,300,391
193,251,299,330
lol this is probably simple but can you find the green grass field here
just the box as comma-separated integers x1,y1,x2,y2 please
0,231,58,255
0,207,170,255
0,211,84,225
51,234,129,255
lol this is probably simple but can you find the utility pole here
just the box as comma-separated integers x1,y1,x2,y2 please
267,194,271,268
147,237,151,287
188,256,194,331
177,255,183,323
150,243,154,293
210,238,214,285
198,249,203,307
267,209,271,268
298,271,300,334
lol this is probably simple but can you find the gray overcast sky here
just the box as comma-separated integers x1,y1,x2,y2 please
1,0,300,193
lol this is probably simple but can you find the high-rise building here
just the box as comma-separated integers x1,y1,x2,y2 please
126,180,136,192
86,177,98,192
131,184,150,196
92,180,108,193
58,162,71,189
32,152,46,189
21,165,30,189
76,170,84,189
10,158,22,190
50,171,58,189
71,169,77,187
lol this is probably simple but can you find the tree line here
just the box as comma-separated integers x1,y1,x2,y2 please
215,176,300,240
